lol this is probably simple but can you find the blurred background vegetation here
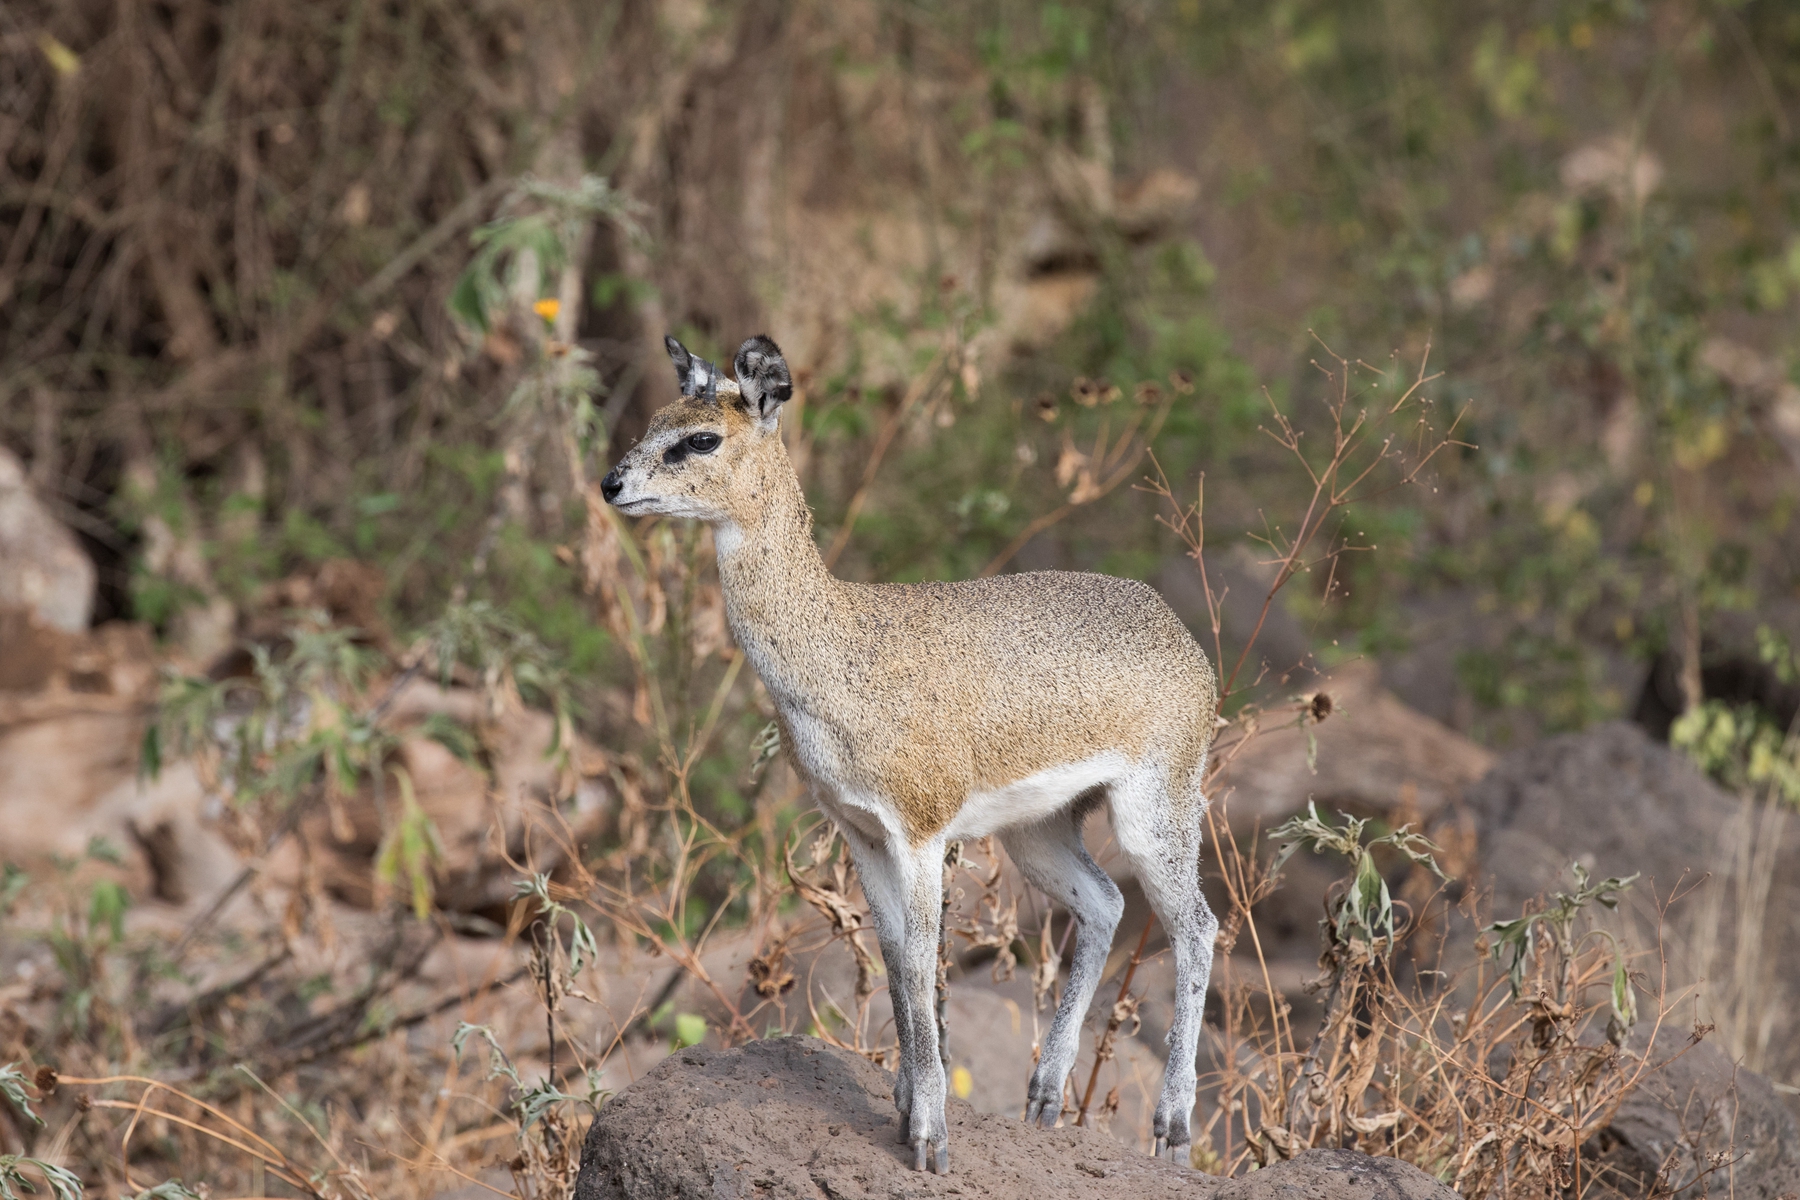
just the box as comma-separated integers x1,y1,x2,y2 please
10,0,1800,763
8,1,1800,1193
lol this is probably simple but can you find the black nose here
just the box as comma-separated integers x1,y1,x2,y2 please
600,469,623,503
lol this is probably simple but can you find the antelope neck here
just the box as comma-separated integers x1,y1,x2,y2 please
711,449,844,686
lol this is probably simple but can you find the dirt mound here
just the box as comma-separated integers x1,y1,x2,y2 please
574,1036,1459,1199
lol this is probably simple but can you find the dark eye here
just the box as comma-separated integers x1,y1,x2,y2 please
686,432,722,453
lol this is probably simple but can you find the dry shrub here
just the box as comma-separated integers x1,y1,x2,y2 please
1193,796,1720,1199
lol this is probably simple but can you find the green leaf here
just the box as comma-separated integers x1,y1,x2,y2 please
0,1156,83,1200
132,1183,202,1200
1607,957,1638,1046
673,1012,707,1049
88,880,129,943
448,269,489,332
138,723,162,783
374,767,442,919
515,1078,580,1130
1346,850,1392,941
0,1065,41,1126
451,1022,521,1088
0,865,27,918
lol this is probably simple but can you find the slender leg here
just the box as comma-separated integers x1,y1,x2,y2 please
897,839,951,1173
839,826,917,1142
999,807,1125,1129
1112,769,1216,1161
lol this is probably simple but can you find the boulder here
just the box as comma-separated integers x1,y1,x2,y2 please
0,446,95,632
1217,1148,1460,1200
1462,722,1800,1081
574,1036,1460,1199
307,677,615,913
1211,662,1495,835
1591,1034,1800,1199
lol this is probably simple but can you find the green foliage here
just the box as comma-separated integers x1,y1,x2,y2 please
0,1157,82,1200
373,767,442,919
130,1184,202,1200
513,873,599,975
425,599,577,740
1672,625,1800,804
672,1012,708,1050
449,175,637,333
452,1018,611,1130
0,864,29,921
1269,802,1447,945
0,1064,41,1126
146,614,392,805
1673,700,1800,805
1484,861,1638,1043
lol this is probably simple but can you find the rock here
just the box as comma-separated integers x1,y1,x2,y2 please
1212,662,1495,836
247,559,394,653
1592,1034,1800,1199
0,611,156,698
1463,723,1800,1063
309,677,615,913
574,1036,1460,1200
1464,721,1800,1143
98,763,245,906
0,446,95,632
1220,1148,1460,1199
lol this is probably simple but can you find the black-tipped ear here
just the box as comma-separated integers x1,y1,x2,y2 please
665,334,722,402
734,335,793,425
664,335,693,391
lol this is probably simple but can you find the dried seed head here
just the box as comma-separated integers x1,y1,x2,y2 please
33,1066,56,1095
1170,369,1195,394
1071,376,1102,407
1309,691,1334,722
1134,381,1164,406
1034,393,1059,422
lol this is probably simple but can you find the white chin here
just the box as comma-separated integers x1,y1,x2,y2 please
616,496,709,520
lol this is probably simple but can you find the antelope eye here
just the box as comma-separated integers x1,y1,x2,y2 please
686,432,722,453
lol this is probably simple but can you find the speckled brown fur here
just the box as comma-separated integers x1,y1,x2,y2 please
602,335,1220,1176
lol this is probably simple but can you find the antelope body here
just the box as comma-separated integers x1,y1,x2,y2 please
601,335,1219,1173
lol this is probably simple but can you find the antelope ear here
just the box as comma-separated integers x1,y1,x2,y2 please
664,335,722,401
734,335,793,426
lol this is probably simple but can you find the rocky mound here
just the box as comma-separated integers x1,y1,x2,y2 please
574,1036,1459,1199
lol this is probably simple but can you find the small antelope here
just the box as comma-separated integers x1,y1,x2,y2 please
601,335,1219,1173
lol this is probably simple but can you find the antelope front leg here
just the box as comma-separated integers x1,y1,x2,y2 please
899,840,950,1173
838,827,919,1142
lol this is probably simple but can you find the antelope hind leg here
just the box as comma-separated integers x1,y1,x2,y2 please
1113,772,1216,1161
999,808,1124,1129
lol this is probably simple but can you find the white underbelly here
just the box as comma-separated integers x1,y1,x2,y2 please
942,751,1129,841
